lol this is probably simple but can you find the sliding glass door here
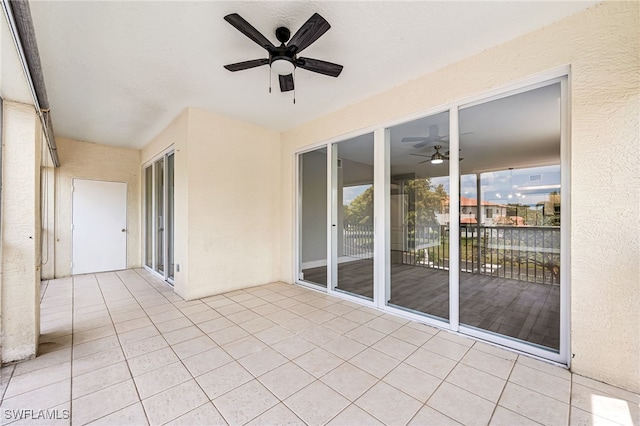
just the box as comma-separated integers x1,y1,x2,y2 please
295,76,567,361
387,112,450,321
144,151,175,283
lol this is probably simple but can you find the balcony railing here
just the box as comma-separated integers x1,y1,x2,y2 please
343,223,561,285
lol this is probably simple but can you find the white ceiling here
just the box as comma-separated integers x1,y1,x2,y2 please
25,1,599,149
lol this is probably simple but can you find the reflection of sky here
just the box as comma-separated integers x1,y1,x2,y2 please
343,165,560,207
343,184,370,206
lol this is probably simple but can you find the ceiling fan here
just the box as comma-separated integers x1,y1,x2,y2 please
402,124,472,149
410,145,463,165
223,13,343,94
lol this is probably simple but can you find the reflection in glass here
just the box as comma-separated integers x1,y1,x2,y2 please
167,153,175,281
299,148,328,288
144,166,153,268
388,112,450,320
155,158,164,275
333,134,374,300
459,82,562,350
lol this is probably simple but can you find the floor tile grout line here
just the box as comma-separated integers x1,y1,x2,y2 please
486,351,518,425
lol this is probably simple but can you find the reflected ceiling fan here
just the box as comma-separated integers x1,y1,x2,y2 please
410,145,463,165
402,124,472,149
223,13,343,96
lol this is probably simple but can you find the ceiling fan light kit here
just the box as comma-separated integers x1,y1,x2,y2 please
223,13,343,102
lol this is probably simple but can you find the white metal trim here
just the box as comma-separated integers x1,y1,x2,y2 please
449,107,460,331
560,74,571,366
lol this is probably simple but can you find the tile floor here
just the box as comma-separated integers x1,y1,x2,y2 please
1,269,637,426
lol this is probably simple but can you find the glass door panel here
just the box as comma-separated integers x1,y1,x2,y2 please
387,112,450,321
144,165,153,268
299,147,328,288
332,133,374,301
154,158,165,275
167,153,175,280
459,82,562,351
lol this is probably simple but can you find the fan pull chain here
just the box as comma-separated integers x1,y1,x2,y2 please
269,66,272,93
293,68,296,104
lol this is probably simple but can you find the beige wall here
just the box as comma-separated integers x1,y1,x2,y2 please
54,137,141,277
1,101,42,362
280,1,639,391
142,108,281,300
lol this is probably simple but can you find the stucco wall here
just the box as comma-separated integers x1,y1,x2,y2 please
1,101,42,362
279,1,639,391
55,138,141,277
184,108,281,299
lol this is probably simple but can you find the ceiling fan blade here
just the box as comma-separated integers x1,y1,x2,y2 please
287,13,330,54
409,153,430,158
401,137,428,142
413,142,428,149
279,74,294,92
224,13,275,50
224,58,269,72
296,57,343,77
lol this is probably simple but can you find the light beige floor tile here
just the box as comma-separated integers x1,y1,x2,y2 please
127,347,179,377
222,336,267,359
428,382,496,426
350,347,399,379
195,361,253,400
197,317,235,334
171,335,217,359
570,382,638,426
73,325,116,346
154,316,192,333
180,303,211,316
271,335,318,359
461,348,515,379
88,402,148,426
163,325,205,345
490,406,541,425
299,326,340,346
182,347,233,377
342,309,378,325
572,374,640,404
405,348,456,379
72,379,139,425
322,316,360,334
436,330,476,347
5,361,70,399
422,335,471,361
264,309,299,324
114,317,153,334
355,381,422,425
117,325,160,345
280,316,316,334
72,361,131,399
122,335,168,359
472,341,518,361
323,302,357,316
327,404,385,426
509,363,571,403
165,402,227,426
568,406,623,426
142,380,209,425
213,380,279,425
215,303,247,316
408,405,462,425
372,335,418,360
148,310,185,324
254,325,296,345
0,379,71,413
12,348,72,376
246,403,303,426
72,348,126,376
110,309,147,324
389,325,435,347
73,335,120,359
294,347,344,378
134,361,192,399
499,382,569,425
304,309,338,324
447,363,506,403
345,325,385,346
204,297,236,310
251,303,282,316
516,354,571,380
208,324,250,346
320,362,378,401
258,362,316,400
239,297,268,310
239,317,277,334
288,302,318,317
383,363,441,403
238,347,288,377
365,316,404,334
284,380,350,425
323,335,367,360
226,309,263,325
185,309,222,324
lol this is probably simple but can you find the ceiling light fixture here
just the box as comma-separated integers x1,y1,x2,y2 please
270,57,295,76
431,146,445,164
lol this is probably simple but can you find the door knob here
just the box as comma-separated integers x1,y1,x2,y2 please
121,229,126,232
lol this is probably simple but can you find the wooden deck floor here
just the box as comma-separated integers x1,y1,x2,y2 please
302,259,560,350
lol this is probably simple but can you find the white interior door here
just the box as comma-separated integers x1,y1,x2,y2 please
72,179,127,274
